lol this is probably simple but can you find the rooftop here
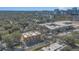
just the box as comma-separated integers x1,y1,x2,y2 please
41,43,65,51
39,21,73,30
22,31,41,38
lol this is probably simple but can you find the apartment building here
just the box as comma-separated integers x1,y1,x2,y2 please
20,31,44,47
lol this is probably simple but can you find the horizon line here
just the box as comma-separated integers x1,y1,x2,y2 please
0,7,75,11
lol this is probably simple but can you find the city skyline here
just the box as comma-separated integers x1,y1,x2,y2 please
0,7,77,11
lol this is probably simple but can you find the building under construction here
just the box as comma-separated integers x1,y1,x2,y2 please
20,31,44,47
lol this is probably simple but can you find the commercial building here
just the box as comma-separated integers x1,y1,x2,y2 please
40,43,66,51
38,21,75,34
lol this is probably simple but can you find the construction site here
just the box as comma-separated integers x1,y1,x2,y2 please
13,21,79,51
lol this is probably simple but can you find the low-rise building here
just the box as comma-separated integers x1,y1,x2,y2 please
40,43,66,51
38,21,74,34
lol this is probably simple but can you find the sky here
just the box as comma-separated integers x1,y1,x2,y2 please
0,7,73,11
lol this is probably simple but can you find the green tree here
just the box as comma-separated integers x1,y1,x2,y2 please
63,35,75,46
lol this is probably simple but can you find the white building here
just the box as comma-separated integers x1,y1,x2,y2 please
41,43,66,51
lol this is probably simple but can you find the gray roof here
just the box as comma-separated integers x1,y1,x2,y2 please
39,21,73,30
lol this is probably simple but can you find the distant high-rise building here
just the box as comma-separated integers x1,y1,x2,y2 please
54,9,60,15
71,7,78,15
66,9,72,15
60,10,67,15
